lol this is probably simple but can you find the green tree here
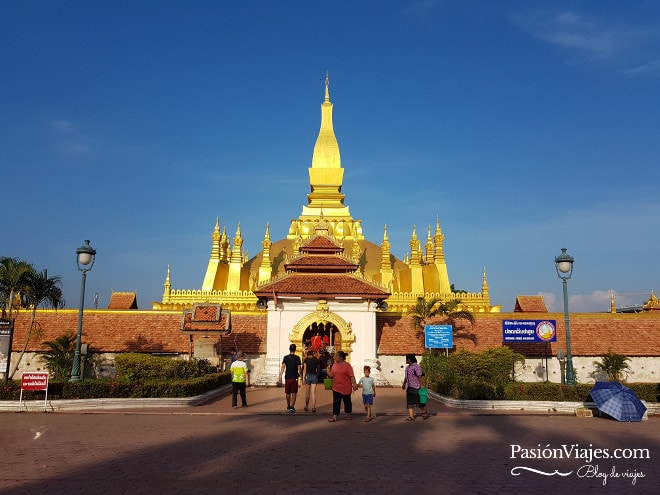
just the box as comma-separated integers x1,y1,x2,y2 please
593,350,632,382
408,296,477,346
0,257,33,319
408,296,475,330
40,332,76,381
9,269,65,379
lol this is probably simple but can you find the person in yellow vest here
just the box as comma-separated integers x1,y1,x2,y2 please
230,351,250,408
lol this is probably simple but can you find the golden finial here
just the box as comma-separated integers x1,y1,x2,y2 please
324,71,330,102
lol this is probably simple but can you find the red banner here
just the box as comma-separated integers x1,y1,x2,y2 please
21,372,49,391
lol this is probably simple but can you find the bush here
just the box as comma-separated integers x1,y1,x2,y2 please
422,347,525,387
114,353,217,380
0,372,231,401
592,350,632,382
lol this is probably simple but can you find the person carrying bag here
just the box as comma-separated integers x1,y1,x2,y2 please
402,354,429,421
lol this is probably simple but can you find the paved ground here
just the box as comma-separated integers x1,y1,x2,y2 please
1,386,658,494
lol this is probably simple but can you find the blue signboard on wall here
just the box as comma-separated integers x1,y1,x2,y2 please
425,324,453,349
502,320,557,343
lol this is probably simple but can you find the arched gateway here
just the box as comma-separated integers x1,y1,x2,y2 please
290,304,354,357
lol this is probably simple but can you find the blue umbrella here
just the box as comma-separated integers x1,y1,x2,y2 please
590,381,647,422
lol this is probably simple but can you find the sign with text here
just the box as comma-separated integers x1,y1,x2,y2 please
425,324,453,349
0,319,13,375
502,320,557,343
19,371,49,412
21,372,49,391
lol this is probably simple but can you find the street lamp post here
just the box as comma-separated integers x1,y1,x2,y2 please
70,240,96,382
555,247,576,386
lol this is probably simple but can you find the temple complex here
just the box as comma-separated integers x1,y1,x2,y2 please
156,76,499,315
7,77,657,386
151,76,499,384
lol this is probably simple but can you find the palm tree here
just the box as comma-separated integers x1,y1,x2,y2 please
408,297,475,330
0,257,33,319
408,297,441,331
9,269,65,379
408,296,477,345
40,332,76,381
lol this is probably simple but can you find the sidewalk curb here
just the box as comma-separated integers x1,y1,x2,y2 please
2,386,656,417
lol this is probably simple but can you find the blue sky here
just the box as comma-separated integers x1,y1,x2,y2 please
2,1,659,313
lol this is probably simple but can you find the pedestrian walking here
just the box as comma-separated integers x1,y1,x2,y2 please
230,351,250,408
302,349,320,412
327,350,358,422
402,354,428,421
279,344,302,412
358,365,376,422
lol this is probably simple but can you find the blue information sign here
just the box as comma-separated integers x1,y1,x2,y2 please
502,320,557,343
425,324,453,349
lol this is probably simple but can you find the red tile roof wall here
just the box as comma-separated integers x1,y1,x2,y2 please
10,310,267,355
9,310,660,357
376,312,660,356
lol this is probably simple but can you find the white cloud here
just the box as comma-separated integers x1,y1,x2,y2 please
47,119,93,157
624,59,660,76
403,0,446,23
543,289,649,313
510,9,660,69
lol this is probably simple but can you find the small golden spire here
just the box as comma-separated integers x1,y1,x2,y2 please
162,265,171,302
482,267,489,295
324,71,330,102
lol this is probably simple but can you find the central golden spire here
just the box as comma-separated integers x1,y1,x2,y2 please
311,73,341,170
289,74,362,241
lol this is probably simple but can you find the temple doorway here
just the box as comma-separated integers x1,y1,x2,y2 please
301,321,342,353
289,304,355,364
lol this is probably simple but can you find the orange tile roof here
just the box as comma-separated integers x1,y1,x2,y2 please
301,235,344,253
181,305,231,334
285,255,358,271
514,295,548,312
107,292,138,310
256,273,389,298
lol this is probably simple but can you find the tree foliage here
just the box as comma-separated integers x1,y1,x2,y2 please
407,296,476,343
0,257,33,318
41,332,76,381
8,268,65,378
408,296,474,329
593,350,632,382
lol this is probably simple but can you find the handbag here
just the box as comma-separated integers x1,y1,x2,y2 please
324,378,334,390
418,387,428,405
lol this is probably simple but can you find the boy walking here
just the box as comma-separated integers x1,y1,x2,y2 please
358,365,376,422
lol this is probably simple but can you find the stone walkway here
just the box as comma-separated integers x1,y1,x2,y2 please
1,386,658,494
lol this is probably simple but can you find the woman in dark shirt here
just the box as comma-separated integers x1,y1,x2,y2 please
302,350,320,412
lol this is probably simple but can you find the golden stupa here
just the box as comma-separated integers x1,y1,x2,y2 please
154,76,500,314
